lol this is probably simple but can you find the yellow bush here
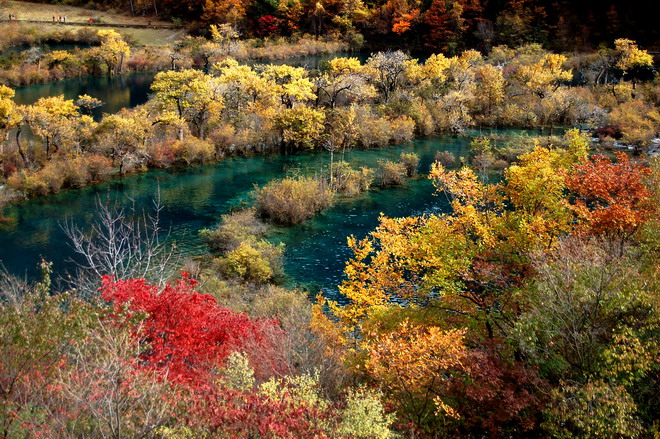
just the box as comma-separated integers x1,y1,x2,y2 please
61,157,91,188
256,176,334,225
400,152,419,177
37,164,66,193
171,138,215,164
331,161,374,196
221,240,283,284
377,160,407,186
7,170,49,197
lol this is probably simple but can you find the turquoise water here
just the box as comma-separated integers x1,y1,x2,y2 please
12,72,156,119
1,135,472,299
10,52,371,119
4,53,504,298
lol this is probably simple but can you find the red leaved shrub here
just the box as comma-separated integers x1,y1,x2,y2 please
101,274,287,386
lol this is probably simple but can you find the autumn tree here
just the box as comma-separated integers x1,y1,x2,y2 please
315,57,374,108
101,274,285,385
20,96,80,159
214,58,273,122
0,262,92,438
210,23,240,56
364,50,411,102
262,64,316,109
273,106,326,150
566,152,653,243
474,63,505,118
513,53,572,99
203,0,250,26
366,321,468,431
97,30,131,74
0,85,21,160
614,38,654,94
152,69,224,139
423,0,483,54
93,109,153,173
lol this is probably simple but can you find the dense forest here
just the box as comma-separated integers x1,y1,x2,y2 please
1,0,659,437
20,0,660,51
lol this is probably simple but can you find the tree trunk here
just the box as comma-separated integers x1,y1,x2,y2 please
329,147,334,190
15,127,27,164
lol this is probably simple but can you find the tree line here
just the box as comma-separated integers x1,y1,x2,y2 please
23,0,660,53
1,34,658,205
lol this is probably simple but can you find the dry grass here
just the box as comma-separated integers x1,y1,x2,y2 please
0,1,182,45
1,0,170,25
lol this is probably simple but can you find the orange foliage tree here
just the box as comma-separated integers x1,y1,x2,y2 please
566,152,653,242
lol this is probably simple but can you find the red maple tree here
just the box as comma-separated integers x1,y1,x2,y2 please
101,274,285,386
566,152,653,240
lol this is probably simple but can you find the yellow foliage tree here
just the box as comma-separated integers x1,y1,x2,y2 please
152,69,224,139
97,30,130,74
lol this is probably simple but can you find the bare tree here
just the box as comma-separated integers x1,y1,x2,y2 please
62,193,179,298
364,50,410,103
48,321,175,439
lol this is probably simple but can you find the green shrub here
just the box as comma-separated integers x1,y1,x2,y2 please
200,208,268,254
469,136,493,156
255,176,333,225
220,240,284,284
338,388,395,438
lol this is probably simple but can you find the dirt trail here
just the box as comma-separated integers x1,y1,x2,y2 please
0,0,177,28
0,18,180,30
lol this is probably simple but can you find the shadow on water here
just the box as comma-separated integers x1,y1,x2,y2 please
12,72,156,120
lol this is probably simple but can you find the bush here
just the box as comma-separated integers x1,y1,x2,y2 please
7,170,48,197
331,161,374,196
399,152,419,177
355,108,415,147
86,154,113,181
38,164,65,193
62,157,91,188
255,176,333,225
435,151,456,167
200,208,269,254
171,137,215,164
377,160,406,186
219,240,284,284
